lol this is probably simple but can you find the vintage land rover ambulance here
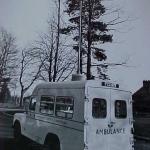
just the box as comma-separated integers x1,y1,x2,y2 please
13,79,134,150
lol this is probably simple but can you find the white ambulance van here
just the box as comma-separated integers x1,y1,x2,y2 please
13,80,134,150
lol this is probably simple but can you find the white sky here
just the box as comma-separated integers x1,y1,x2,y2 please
0,0,150,93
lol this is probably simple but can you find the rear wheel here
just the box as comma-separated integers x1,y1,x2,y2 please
44,136,60,150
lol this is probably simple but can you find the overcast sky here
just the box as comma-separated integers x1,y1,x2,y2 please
0,0,150,93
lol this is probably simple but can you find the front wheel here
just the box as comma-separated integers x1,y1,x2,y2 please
14,122,22,142
13,122,24,149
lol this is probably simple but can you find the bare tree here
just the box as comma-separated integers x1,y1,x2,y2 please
33,19,76,82
0,28,18,102
0,28,18,80
19,48,44,106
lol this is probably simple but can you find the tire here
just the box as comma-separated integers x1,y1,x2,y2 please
14,123,22,141
14,122,22,143
44,137,60,150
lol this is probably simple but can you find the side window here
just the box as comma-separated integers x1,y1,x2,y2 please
29,97,37,111
92,98,107,118
55,97,74,119
40,96,54,115
115,100,127,118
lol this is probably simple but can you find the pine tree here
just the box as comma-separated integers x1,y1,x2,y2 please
61,0,113,79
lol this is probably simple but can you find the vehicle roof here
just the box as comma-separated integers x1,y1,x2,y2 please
33,80,86,91
32,80,131,95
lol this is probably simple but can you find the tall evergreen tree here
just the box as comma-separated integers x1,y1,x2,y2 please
61,0,113,79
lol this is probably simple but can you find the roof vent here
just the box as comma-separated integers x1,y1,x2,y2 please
72,74,85,81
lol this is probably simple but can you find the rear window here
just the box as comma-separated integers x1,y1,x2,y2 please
92,98,107,118
115,100,127,118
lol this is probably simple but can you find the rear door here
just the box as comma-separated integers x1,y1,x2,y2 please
109,89,133,150
85,87,133,150
85,87,111,150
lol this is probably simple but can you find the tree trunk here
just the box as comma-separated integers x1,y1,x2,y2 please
53,0,60,82
20,89,24,107
87,0,92,80
80,48,83,74
48,25,54,82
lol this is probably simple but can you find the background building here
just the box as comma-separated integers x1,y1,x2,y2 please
133,80,150,117
133,80,150,139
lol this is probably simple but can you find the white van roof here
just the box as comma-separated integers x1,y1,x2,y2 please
33,80,86,91
32,80,128,95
